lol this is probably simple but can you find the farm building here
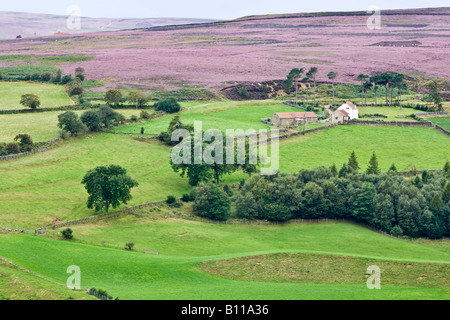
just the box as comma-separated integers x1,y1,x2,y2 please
329,108,350,124
337,101,358,120
271,112,318,127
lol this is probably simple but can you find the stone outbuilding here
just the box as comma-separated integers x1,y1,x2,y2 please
271,112,318,127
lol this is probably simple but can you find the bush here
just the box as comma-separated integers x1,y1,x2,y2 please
61,228,73,240
40,72,52,82
166,195,177,204
235,192,258,219
140,110,150,119
129,115,138,122
182,194,191,202
238,87,249,98
125,242,135,251
4,143,20,154
223,184,234,197
194,183,231,221
390,226,404,237
155,98,181,114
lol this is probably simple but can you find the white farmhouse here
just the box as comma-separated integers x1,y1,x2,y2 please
337,101,358,120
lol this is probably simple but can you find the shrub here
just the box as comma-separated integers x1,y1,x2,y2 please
238,87,249,98
14,134,33,152
67,80,83,96
390,226,404,237
235,192,258,219
155,98,181,114
140,110,150,119
4,143,20,154
130,115,138,122
125,242,135,251
194,183,231,221
223,185,233,197
40,72,52,82
182,194,191,202
61,228,73,240
61,74,73,84
141,127,145,135
167,195,177,204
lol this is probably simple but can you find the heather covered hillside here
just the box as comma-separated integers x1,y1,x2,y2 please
0,11,217,39
0,8,449,91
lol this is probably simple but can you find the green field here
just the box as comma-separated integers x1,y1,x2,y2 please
0,82,74,110
429,117,450,131
358,106,417,122
278,126,450,173
0,109,154,142
0,218,448,300
114,101,301,136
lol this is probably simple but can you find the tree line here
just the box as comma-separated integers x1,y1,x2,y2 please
190,159,450,239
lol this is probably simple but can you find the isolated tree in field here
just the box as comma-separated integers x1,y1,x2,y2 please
356,74,369,105
20,94,40,110
105,89,123,107
306,67,318,104
348,151,360,171
81,165,139,214
57,111,87,136
128,90,151,109
425,81,443,112
367,152,381,175
14,134,33,152
285,68,304,104
327,71,338,105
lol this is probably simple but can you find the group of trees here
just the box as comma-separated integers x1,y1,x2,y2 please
0,134,34,156
225,161,450,239
284,67,322,105
104,89,152,109
57,106,126,137
284,67,443,111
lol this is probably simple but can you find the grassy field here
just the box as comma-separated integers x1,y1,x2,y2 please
429,117,450,131
0,259,93,300
201,253,450,288
0,134,191,229
0,218,448,300
358,106,417,122
0,101,449,228
114,101,300,136
0,109,155,142
278,126,450,173
0,82,73,110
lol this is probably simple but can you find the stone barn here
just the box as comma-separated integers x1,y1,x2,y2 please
271,112,318,127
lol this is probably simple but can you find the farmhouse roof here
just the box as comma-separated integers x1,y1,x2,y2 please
345,101,357,109
276,112,317,119
339,110,349,117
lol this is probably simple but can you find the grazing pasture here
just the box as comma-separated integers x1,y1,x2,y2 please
0,219,448,300
429,117,450,131
0,82,73,110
